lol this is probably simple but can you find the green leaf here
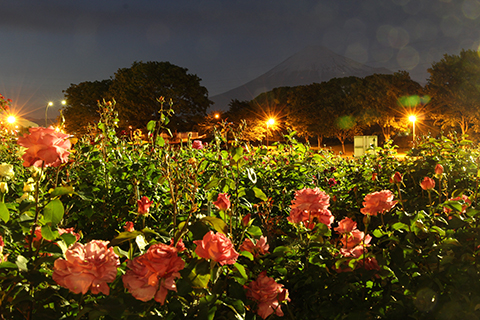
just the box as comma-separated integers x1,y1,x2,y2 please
50,186,75,197
252,187,268,201
147,120,156,132
240,250,254,261
110,231,142,246
204,178,220,190
391,222,409,231
0,261,18,269
60,232,78,247
247,225,263,237
201,216,228,234
41,225,59,241
156,135,165,147
0,202,9,223
43,199,65,226
234,263,248,279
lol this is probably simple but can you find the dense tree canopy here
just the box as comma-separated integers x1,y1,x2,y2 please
351,71,424,141
63,61,211,134
108,61,211,131
426,49,480,135
62,80,112,135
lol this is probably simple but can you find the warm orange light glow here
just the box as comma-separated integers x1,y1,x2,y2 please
6,115,16,124
408,115,416,123
267,118,275,126
214,113,220,119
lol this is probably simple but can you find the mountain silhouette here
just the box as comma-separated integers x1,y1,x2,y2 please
210,45,392,110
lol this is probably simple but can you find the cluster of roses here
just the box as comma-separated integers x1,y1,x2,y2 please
287,187,334,229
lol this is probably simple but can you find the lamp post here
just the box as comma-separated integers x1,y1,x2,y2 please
266,118,275,147
409,115,416,146
45,100,66,126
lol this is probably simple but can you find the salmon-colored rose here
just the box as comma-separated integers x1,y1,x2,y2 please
435,164,444,176
124,221,135,232
194,231,239,265
360,190,397,216
290,187,330,212
17,126,71,167
138,196,153,215
420,177,435,190
246,271,290,319
240,236,270,258
122,243,185,304
52,240,119,295
213,193,231,211
334,217,357,234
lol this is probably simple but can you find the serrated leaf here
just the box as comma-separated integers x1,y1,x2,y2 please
0,202,9,223
43,199,64,226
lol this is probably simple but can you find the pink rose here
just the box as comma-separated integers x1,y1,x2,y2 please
52,240,119,295
122,243,185,304
239,236,270,258
435,164,444,175
194,231,239,265
340,232,372,251
360,190,397,216
308,208,334,228
192,140,204,149
138,196,153,215
420,177,435,190
213,193,231,211
0,235,7,262
290,188,330,212
246,271,290,319
334,217,357,234
17,126,71,167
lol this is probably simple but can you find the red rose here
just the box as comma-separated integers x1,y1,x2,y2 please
246,271,290,319
17,126,71,167
52,240,119,295
213,193,231,211
194,231,239,265
138,196,153,215
435,164,444,176
192,140,204,149
122,243,185,304
420,177,435,190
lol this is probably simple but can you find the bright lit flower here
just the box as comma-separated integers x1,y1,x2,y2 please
240,236,270,258
122,242,185,304
246,271,290,319
0,182,7,194
290,188,330,212
334,217,357,234
0,163,14,180
192,140,204,149
360,190,397,216
137,196,153,215
52,240,119,295
213,193,231,211
420,177,435,190
17,126,71,167
194,231,239,265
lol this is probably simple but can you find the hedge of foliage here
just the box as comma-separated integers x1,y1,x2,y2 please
0,98,480,320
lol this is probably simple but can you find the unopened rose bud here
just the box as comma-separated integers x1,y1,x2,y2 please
435,164,444,176
390,172,402,184
0,182,8,194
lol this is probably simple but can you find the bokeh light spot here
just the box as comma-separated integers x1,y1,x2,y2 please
462,0,480,19
397,46,420,70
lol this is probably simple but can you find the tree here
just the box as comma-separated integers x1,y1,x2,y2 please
426,49,480,136
107,61,211,131
351,72,424,142
62,80,112,135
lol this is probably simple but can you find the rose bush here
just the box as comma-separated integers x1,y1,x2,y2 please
1,98,480,319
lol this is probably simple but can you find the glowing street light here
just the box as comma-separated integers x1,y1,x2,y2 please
266,118,275,147
214,113,220,120
45,100,66,126
409,115,416,145
6,115,16,125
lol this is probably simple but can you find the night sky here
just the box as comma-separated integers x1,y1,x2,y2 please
1,0,479,119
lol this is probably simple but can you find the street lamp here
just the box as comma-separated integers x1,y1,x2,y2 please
45,100,66,126
266,118,275,147
409,115,416,145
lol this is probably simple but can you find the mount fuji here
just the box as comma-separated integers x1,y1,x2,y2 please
210,46,393,110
